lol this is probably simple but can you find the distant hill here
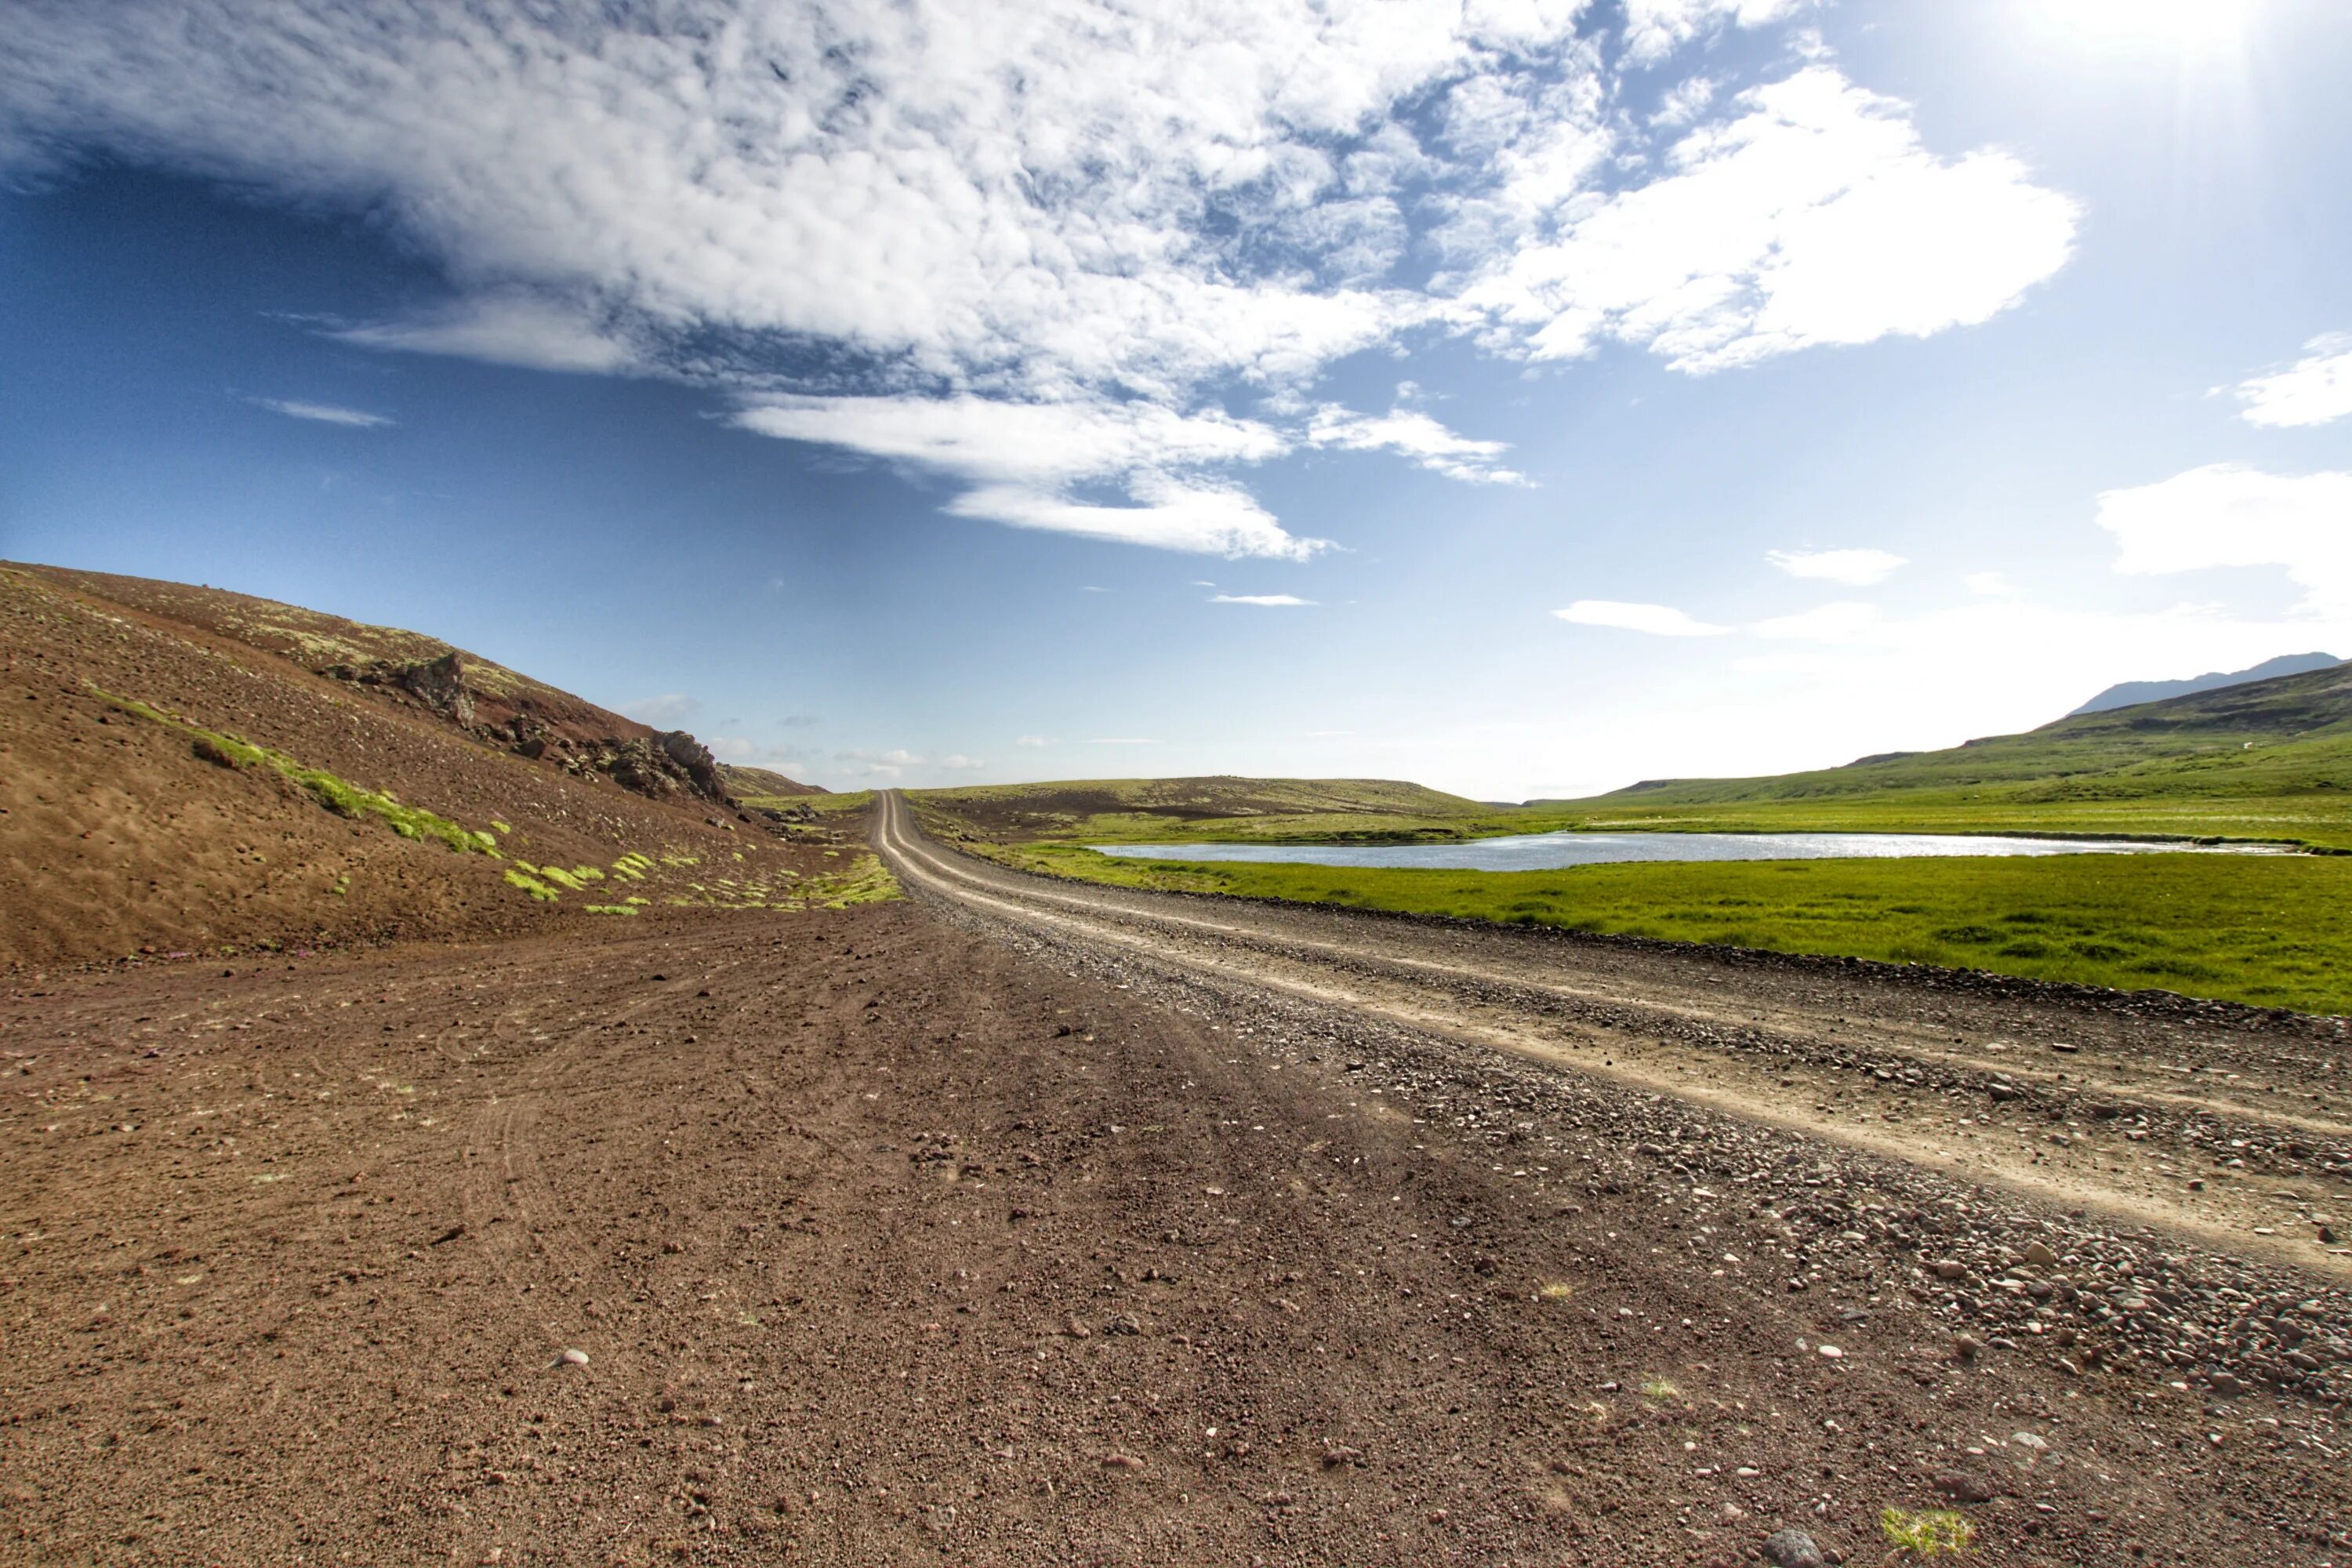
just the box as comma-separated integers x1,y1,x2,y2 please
913,775,1488,844
720,763,827,800
2069,652,2340,716
0,561,851,969
1563,657,2352,811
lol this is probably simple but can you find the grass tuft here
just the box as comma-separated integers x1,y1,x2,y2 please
1882,1507,1975,1555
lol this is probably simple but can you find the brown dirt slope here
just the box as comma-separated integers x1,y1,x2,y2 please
719,763,827,800
0,563,866,974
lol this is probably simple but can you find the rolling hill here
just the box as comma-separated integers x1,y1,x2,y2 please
719,763,828,801
909,775,1491,844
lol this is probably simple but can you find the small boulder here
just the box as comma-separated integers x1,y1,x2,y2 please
1762,1526,1827,1568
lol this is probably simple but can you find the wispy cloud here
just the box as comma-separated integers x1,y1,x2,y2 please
832,746,988,779
1554,600,1733,637
248,396,393,428
1016,735,1055,747
328,294,639,375
1766,547,1907,586
1305,405,1525,485
1210,593,1317,607
1089,737,1160,745
2233,333,2352,428
10,4,2071,555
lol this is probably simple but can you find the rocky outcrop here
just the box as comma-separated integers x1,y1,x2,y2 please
317,654,732,808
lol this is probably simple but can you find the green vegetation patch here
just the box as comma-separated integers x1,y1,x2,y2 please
1882,1507,1975,1556
504,868,561,902
993,843,2352,1015
101,691,491,855
583,903,641,916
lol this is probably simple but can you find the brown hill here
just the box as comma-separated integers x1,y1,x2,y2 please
719,763,827,800
0,562,876,972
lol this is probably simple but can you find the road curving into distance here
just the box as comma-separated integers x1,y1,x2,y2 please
875,789,2351,1279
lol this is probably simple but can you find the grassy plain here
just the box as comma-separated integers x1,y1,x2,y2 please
980,841,2352,1014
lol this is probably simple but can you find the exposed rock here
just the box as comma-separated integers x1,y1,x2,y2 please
1762,1526,1826,1568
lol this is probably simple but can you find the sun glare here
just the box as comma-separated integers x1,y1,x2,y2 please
2041,0,2257,51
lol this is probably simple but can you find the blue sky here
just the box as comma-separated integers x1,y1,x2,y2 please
4,0,2349,799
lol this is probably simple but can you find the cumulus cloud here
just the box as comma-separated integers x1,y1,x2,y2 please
2095,463,2352,616
621,693,703,727
2233,333,2352,428
1555,599,1733,636
1456,67,2077,372
248,396,393,427
1766,546,1907,585
1305,405,1525,484
1210,593,1316,606
4,4,2072,552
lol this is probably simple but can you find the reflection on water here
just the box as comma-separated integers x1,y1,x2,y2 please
1091,831,2284,872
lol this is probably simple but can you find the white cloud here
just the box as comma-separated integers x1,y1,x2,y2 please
1555,599,1733,636
2234,333,2352,428
621,693,703,727
2096,463,2352,616
833,746,986,779
1964,570,2016,596
1210,592,1316,606
1305,405,1526,484
328,295,639,375
735,394,1319,558
248,396,393,427
1016,735,1055,747
1089,737,1160,745
951,478,1321,561
5,6,2073,554
1766,546,1907,585
1624,0,1802,65
1459,67,2078,372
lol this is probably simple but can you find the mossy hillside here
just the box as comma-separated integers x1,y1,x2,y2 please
102,691,494,855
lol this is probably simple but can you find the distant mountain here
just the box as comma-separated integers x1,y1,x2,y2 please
2070,653,2341,717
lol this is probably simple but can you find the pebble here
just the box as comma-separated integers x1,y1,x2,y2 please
555,1347,590,1367
1931,1470,1995,1504
2023,1240,2058,1268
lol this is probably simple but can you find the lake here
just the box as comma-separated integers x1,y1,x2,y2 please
1090,831,2284,872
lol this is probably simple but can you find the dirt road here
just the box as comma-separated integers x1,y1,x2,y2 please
2,805,2348,1566
877,792,2352,1279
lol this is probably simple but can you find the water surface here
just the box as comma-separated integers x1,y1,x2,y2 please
1091,831,2279,872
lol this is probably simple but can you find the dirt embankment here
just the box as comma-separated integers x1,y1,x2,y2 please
0,563,853,973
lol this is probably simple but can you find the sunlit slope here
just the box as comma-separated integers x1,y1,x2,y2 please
1531,660,2352,848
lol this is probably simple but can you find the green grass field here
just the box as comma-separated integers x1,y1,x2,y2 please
985,842,2352,1014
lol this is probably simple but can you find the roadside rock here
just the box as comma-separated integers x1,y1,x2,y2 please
1762,1526,1827,1568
